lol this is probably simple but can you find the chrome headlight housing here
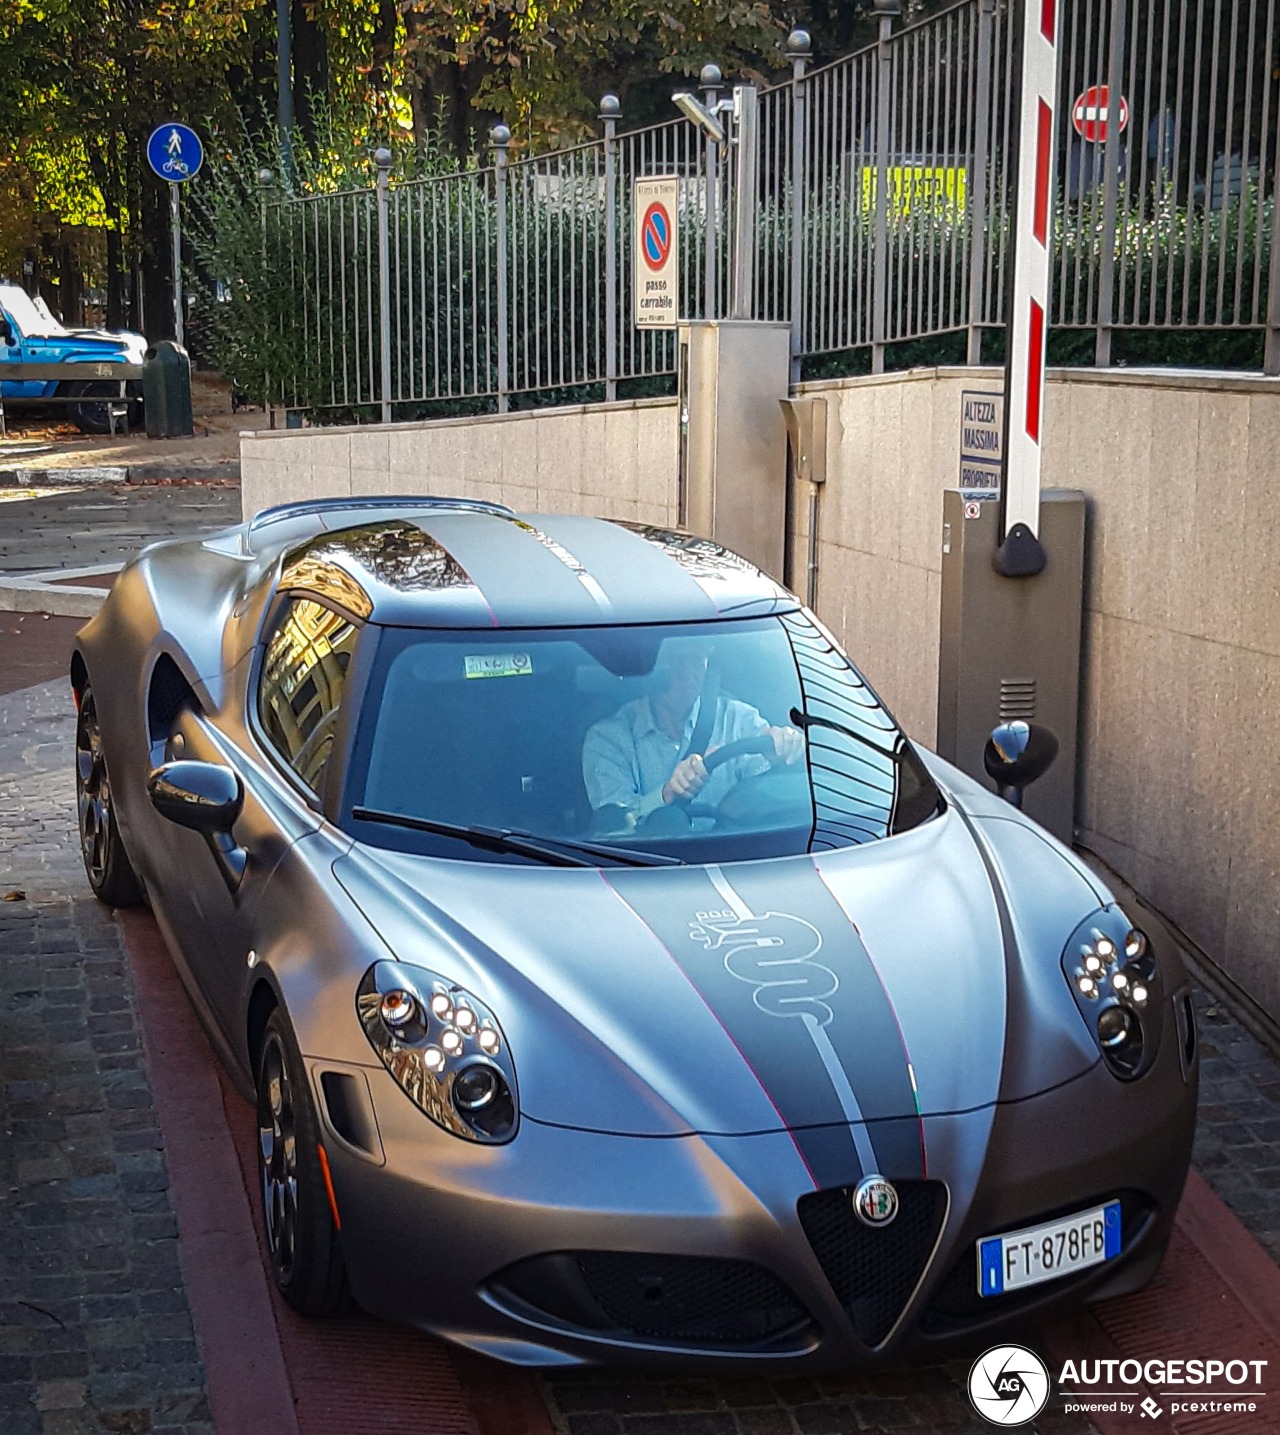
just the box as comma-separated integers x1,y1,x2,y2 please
357,961,517,1142
1061,907,1163,1080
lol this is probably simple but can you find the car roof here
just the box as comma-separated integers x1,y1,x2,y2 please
264,500,797,628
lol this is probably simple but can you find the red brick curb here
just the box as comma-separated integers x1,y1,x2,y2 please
121,908,555,1435
1042,1171,1280,1434
120,909,300,1435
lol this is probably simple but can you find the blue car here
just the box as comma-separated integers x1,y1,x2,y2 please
0,281,146,432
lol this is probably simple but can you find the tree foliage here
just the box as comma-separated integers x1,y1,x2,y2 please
0,0,955,326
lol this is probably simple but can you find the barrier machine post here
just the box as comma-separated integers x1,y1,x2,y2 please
936,0,1087,844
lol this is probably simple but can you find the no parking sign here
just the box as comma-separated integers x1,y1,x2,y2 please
633,177,679,329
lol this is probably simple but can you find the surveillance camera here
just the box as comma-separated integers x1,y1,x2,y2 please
672,91,727,145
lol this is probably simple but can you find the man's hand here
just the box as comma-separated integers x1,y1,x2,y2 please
767,726,804,765
662,753,709,804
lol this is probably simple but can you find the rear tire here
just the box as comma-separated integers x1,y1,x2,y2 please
75,683,145,907
256,1008,349,1315
64,379,123,434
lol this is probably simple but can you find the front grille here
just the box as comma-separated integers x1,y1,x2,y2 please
798,1180,948,1348
575,1252,810,1346
920,1191,1156,1335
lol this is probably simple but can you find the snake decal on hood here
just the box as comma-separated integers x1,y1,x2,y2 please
603,859,925,1190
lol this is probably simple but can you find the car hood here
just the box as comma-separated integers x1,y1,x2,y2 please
334,801,1104,1155
28,332,145,361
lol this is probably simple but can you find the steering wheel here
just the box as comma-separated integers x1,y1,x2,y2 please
634,735,780,833
700,734,777,772
687,733,808,827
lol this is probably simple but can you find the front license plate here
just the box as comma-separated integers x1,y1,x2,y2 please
978,1201,1121,1296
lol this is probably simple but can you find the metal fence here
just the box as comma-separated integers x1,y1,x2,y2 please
263,0,1280,417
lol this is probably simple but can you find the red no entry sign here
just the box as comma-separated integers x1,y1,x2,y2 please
641,202,673,271
1072,85,1129,144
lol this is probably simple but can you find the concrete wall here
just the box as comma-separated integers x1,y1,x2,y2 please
239,397,679,527
792,365,1280,1020
238,366,1280,1021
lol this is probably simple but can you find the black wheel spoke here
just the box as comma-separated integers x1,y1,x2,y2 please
255,1017,345,1313
76,700,113,883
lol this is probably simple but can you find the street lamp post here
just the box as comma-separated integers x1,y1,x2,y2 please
277,0,293,174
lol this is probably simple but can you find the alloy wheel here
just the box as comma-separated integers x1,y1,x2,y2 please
75,696,113,886
258,1033,299,1281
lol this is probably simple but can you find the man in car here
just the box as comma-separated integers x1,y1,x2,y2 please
581,639,804,823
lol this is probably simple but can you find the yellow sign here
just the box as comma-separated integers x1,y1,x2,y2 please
861,166,968,218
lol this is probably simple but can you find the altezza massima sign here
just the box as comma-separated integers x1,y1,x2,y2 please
633,177,679,329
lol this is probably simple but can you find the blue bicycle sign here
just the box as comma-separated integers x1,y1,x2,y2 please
147,124,204,183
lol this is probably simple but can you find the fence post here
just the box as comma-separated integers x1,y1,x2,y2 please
872,0,899,374
258,168,274,423
731,85,760,320
1095,0,1127,368
1267,140,1280,374
492,124,511,414
967,0,996,366
787,29,811,386
375,147,393,424
701,64,723,318
601,95,621,402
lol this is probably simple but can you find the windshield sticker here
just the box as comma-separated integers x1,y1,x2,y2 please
464,652,533,680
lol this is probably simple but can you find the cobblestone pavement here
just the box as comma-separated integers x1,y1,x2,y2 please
3,670,1280,1435
0,680,215,1435
1188,991,1280,1264
0,483,241,579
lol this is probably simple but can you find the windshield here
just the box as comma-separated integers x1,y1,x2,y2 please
343,614,941,864
1,286,66,337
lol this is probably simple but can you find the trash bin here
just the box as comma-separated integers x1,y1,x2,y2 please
143,340,194,438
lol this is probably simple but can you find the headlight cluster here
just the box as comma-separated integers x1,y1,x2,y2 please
1062,908,1162,1080
357,961,517,1142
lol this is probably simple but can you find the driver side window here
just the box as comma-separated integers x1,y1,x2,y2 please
258,597,359,795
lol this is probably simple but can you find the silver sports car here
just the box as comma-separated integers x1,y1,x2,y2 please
72,495,1198,1369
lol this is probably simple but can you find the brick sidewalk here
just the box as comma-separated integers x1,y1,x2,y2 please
0,483,241,581
0,681,215,1435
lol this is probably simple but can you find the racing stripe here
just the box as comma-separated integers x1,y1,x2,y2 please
811,856,928,1177
719,863,924,1178
951,806,1040,1107
605,860,924,1188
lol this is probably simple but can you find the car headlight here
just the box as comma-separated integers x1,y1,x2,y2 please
357,961,517,1142
1061,907,1163,1080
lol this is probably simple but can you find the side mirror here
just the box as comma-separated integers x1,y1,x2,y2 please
148,760,243,833
983,722,1059,809
148,760,248,889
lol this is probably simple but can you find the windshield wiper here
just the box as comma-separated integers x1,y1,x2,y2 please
350,808,682,867
789,708,904,761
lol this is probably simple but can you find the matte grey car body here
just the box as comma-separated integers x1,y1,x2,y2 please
71,496,1198,1369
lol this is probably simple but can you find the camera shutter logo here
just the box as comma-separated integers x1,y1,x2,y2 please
968,1345,1051,1426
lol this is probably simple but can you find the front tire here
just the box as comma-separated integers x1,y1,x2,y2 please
75,683,144,906
64,379,123,434
256,1009,349,1315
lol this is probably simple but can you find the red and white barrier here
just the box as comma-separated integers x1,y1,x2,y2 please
1005,0,1062,541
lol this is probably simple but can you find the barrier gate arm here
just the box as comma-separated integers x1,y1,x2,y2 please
996,0,1062,579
